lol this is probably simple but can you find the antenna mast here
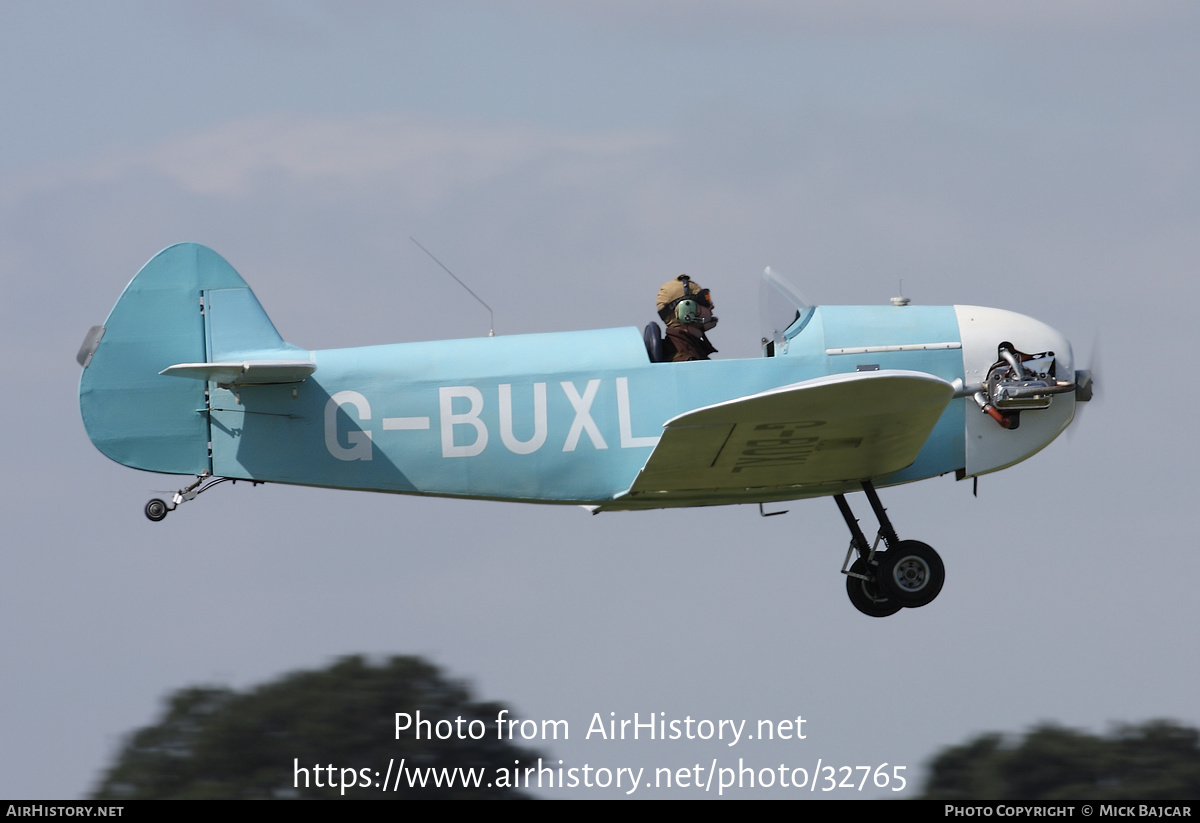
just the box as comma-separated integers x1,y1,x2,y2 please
410,237,495,337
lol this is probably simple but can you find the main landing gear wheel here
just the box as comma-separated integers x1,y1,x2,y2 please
876,540,944,608
144,498,169,522
845,556,902,618
834,481,946,615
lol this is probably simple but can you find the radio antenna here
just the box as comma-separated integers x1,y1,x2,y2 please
410,237,494,336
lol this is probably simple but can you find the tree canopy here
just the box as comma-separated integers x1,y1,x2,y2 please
92,655,540,799
920,720,1200,800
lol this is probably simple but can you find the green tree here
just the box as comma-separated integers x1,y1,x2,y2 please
92,655,540,799
920,720,1200,800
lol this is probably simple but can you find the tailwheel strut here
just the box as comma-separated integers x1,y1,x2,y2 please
144,472,252,522
836,480,944,616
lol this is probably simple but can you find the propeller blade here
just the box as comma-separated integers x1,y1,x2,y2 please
1068,338,1099,439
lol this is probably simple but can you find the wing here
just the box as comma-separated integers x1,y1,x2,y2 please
603,369,954,510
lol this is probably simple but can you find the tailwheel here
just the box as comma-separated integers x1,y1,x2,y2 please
845,556,902,618
876,540,944,608
144,498,169,522
140,473,247,522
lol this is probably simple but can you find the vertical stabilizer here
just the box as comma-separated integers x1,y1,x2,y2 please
79,243,280,475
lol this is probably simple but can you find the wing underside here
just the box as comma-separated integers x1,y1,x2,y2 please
600,369,954,511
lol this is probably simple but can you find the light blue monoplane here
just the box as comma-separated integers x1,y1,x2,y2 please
78,244,1092,616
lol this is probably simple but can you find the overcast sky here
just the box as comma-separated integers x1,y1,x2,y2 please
2,1,1197,798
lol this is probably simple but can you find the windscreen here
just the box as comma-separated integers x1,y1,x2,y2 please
758,267,811,353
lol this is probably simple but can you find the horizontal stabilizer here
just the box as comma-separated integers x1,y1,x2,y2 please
604,370,954,510
160,360,316,387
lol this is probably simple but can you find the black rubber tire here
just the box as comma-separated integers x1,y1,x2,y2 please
846,556,902,617
876,540,944,607
145,498,168,522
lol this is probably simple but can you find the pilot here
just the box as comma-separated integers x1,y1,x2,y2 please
656,274,718,361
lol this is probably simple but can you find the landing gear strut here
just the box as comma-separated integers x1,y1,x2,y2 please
836,481,944,617
143,472,244,522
